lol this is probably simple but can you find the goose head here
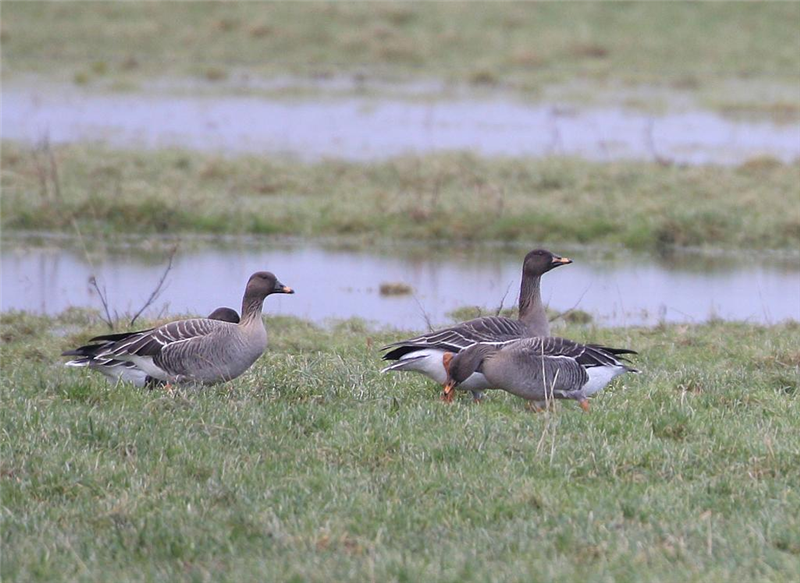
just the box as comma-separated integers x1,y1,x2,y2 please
522,249,572,277
442,344,498,401
245,271,295,301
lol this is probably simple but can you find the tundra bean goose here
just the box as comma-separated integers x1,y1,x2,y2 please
381,249,571,399
62,272,294,385
443,337,637,410
63,307,241,387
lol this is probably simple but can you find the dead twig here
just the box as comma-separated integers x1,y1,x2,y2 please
129,245,178,327
644,118,672,167
32,135,63,202
549,286,591,323
46,139,62,202
72,218,114,330
494,282,514,317
547,106,563,155
32,140,51,201
412,294,434,332
88,275,115,330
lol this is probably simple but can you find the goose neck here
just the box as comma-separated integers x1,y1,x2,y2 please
518,272,549,335
518,273,542,318
240,297,266,324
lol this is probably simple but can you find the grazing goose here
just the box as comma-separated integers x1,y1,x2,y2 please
443,337,638,410
380,249,571,399
61,272,294,385
63,307,241,387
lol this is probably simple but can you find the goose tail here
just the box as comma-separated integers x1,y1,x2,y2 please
380,354,429,374
64,357,91,368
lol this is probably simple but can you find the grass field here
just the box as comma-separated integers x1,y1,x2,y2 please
1,309,799,581
3,2,799,114
3,142,800,252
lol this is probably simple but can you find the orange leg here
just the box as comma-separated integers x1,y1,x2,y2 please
579,399,590,412
525,401,546,413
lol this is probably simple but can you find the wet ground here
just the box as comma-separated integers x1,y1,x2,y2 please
3,237,798,329
4,81,800,164
3,80,799,329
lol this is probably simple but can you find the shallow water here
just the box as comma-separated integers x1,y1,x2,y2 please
3,82,800,165
2,237,798,329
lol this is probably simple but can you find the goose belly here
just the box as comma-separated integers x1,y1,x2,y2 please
175,343,265,384
98,363,149,387
66,358,149,387
127,355,171,382
582,365,628,396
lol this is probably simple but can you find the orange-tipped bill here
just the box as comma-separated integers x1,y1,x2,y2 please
442,380,456,402
551,255,572,267
274,279,295,294
441,353,457,402
579,399,590,412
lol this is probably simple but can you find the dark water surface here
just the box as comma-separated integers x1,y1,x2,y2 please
2,237,798,329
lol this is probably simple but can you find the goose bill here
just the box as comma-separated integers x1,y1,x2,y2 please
551,255,572,266
441,380,456,402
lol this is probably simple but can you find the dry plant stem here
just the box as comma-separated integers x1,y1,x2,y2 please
645,117,673,167
88,276,114,331
550,287,591,324
70,218,115,330
494,282,513,317
412,294,434,333
548,106,563,155
31,136,62,203
46,139,62,202
129,245,178,328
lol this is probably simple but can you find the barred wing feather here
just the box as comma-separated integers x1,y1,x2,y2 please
382,316,526,359
101,318,226,359
504,337,636,370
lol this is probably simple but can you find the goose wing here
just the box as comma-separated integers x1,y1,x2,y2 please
500,336,634,369
382,316,526,360
96,318,226,360
62,308,241,364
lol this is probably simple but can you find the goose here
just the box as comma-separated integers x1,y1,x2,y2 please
380,249,571,399
63,307,241,387
61,272,294,386
443,337,638,411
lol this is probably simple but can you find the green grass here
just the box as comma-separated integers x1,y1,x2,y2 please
1,309,799,581
2,2,799,114
3,142,800,251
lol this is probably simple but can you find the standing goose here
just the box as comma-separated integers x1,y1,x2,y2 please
443,337,637,410
61,272,294,385
63,307,241,387
380,249,571,399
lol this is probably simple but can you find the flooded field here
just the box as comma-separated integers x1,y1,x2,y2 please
2,236,798,329
4,81,800,165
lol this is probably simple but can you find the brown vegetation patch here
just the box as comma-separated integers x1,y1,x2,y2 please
379,282,414,296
